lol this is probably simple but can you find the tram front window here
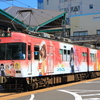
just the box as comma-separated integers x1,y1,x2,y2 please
0,43,26,60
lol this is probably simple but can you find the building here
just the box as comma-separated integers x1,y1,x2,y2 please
70,13,100,36
66,12,100,46
37,0,100,24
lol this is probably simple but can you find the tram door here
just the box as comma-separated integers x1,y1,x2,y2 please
27,44,32,75
47,46,54,75
74,49,80,72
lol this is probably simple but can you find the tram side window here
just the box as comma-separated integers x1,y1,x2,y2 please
63,49,67,61
60,49,63,61
82,52,87,62
90,53,95,62
34,45,39,60
28,45,31,60
0,44,5,60
84,53,87,62
82,52,83,61
67,50,70,61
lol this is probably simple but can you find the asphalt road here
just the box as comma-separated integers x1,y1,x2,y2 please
0,78,100,100
9,78,100,100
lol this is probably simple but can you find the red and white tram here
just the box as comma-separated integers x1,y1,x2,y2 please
0,31,100,91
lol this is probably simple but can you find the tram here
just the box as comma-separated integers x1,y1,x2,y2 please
0,30,100,91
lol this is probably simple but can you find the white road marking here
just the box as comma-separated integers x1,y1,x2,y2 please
29,94,35,100
83,98,100,100
58,90,83,100
62,89,100,93
81,93,100,97
85,81,100,83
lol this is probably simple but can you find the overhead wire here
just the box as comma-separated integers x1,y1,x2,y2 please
0,0,31,8
0,0,14,6
15,0,31,8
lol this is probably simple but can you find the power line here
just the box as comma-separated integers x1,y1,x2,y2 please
0,0,14,6
0,0,33,8
15,0,31,8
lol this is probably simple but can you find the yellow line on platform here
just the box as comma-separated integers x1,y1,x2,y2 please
0,93,14,96
1,77,100,100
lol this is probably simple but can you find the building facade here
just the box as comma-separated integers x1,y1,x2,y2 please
37,0,100,25
70,13,100,36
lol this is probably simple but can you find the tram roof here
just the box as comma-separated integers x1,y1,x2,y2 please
3,6,66,32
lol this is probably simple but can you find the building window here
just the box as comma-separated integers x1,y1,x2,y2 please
89,4,93,9
65,8,69,13
60,0,64,3
38,0,44,9
60,8,69,12
60,8,65,11
73,31,88,36
64,0,67,2
97,30,100,34
38,3,44,9
47,0,49,5
71,6,80,12
60,0,68,3
66,18,70,25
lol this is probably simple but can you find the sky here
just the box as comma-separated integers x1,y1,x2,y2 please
0,0,37,9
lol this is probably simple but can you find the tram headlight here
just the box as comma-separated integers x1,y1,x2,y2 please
0,30,4,37
0,31,11,37
0,33,4,37
7,32,11,37
4,32,11,37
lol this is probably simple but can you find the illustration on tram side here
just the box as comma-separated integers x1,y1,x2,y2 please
0,35,100,77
